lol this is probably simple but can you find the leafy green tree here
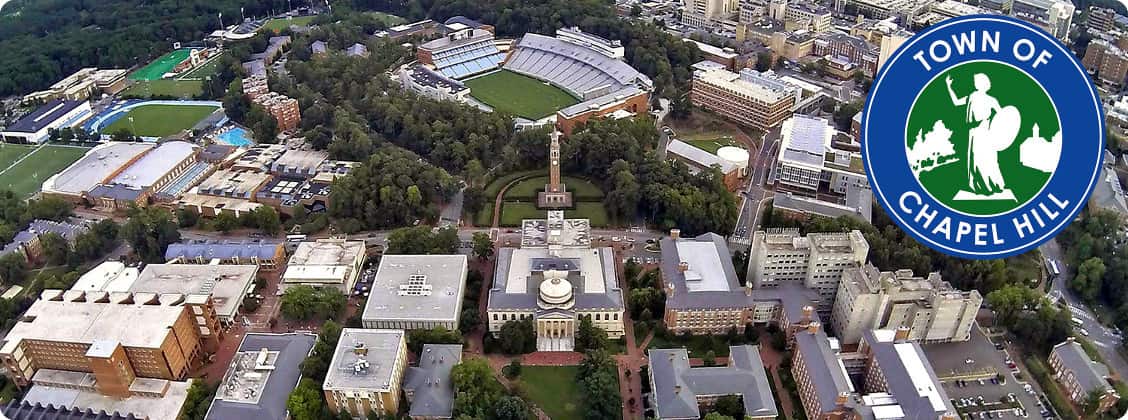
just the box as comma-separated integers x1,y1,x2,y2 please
280,286,346,320
120,207,180,263
0,252,27,285
493,395,532,420
254,206,282,235
177,208,200,228
577,350,621,420
214,211,239,233
386,226,460,254
406,327,463,354
1073,257,1107,302
471,232,494,260
702,413,735,420
179,380,218,420
38,232,69,266
704,350,717,367
498,319,536,354
451,358,504,418
755,52,773,72
575,314,608,352
286,379,327,420
712,395,744,419
459,308,481,333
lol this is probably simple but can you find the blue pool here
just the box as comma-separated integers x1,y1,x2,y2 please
216,127,253,147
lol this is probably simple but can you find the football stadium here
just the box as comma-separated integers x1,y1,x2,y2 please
405,24,652,134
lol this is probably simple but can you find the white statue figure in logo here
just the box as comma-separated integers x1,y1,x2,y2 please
945,73,1021,201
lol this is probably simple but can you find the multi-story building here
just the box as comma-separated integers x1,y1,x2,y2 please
1010,0,1074,41
23,68,128,103
0,299,204,390
771,0,833,33
323,329,408,417
397,65,470,103
362,254,468,331
648,345,778,419
1090,6,1117,32
205,333,316,420
164,240,287,270
791,321,865,418
282,239,367,293
416,28,505,80
832,264,982,345
86,140,201,210
242,75,270,100
856,329,960,418
1083,39,1128,90
748,229,868,314
844,0,932,21
0,219,89,262
402,344,462,418
660,229,822,334
771,115,872,223
253,92,301,132
683,0,739,28
813,33,879,76
691,66,801,130
487,210,625,351
1049,338,1121,413
769,30,816,61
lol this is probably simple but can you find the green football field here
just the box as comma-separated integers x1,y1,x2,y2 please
464,70,579,120
262,15,315,32
120,79,203,99
129,49,193,81
0,145,89,198
103,104,219,137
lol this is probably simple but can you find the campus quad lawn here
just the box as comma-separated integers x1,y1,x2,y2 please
120,79,203,99
262,15,316,32
498,201,609,227
103,104,219,137
502,176,605,200
0,145,89,198
464,70,579,120
520,366,610,420
686,137,742,154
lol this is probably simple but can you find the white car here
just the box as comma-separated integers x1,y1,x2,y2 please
965,358,975,364
1079,328,1090,336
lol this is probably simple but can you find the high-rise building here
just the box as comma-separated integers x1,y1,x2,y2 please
683,0,740,27
1083,39,1128,90
1010,0,1075,40
253,92,301,132
748,229,868,314
1089,6,1117,32
831,264,982,344
690,67,801,130
813,32,879,76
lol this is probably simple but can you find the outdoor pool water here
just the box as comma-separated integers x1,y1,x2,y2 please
216,127,253,147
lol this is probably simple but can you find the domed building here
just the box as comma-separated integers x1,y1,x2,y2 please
486,210,624,351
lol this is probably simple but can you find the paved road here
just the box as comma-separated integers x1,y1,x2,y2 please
1040,239,1128,377
440,187,464,227
733,136,779,242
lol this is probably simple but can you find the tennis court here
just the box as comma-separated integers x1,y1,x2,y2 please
129,49,193,81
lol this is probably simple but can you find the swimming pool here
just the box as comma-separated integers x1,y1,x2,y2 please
216,127,253,147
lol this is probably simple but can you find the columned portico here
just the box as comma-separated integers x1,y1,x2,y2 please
536,314,575,351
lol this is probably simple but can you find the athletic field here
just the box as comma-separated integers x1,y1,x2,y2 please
0,145,89,198
464,70,579,120
263,15,315,32
103,104,219,137
120,79,203,99
129,49,193,81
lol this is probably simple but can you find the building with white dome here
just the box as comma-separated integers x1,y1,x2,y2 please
487,210,625,351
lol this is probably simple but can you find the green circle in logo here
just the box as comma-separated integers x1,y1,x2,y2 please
905,60,1059,216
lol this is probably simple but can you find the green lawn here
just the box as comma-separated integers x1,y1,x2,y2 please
120,79,203,99
129,49,193,81
177,52,225,80
498,201,609,227
519,366,593,420
464,70,579,120
0,145,89,198
262,15,315,32
503,176,605,200
483,170,544,200
366,11,405,25
0,145,37,171
103,104,219,137
686,137,742,154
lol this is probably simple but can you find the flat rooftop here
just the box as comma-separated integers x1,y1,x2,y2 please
133,264,259,320
177,193,263,214
72,261,140,292
0,300,185,354
206,333,316,420
196,169,273,199
20,377,190,420
287,239,365,266
270,149,328,177
363,255,468,323
323,329,405,392
109,141,197,188
694,67,798,103
42,142,153,195
520,211,591,248
4,100,86,133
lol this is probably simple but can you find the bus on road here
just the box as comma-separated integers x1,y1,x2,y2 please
1046,258,1061,280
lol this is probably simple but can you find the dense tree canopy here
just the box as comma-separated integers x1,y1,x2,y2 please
280,285,346,320
120,206,180,263
0,0,310,96
385,226,460,255
329,147,458,230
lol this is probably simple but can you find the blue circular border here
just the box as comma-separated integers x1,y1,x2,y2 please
862,15,1105,259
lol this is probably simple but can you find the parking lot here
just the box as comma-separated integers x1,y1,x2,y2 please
924,326,1051,419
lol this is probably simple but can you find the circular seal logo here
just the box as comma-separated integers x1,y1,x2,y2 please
863,15,1104,259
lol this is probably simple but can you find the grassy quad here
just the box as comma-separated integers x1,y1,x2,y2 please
518,366,591,420
464,70,579,120
103,104,219,137
0,145,36,171
262,15,315,32
502,176,605,200
498,202,608,227
685,137,742,154
0,145,89,198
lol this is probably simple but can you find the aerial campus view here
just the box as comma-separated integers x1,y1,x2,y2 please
0,0,1127,419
